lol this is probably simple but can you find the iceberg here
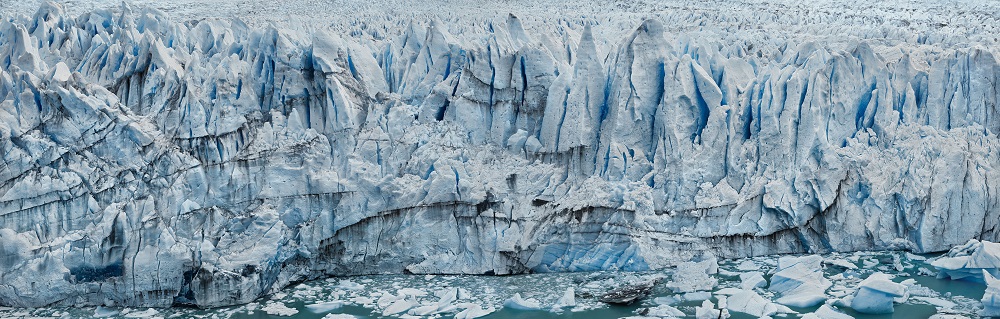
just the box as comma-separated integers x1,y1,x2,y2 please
552,287,576,309
0,0,999,309
802,305,854,319
983,271,1000,317
849,272,907,314
931,239,1000,283
718,288,792,317
739,272,766,290
503,293,542,310
769,255,831,307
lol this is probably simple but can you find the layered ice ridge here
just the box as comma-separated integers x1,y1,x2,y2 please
0,1,999,308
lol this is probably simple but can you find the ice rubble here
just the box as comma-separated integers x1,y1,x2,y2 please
0,0,999,309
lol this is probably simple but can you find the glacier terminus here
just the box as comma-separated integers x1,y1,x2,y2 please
0,0,999,311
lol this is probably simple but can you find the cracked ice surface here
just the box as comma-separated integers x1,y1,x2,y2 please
1,0,1000,308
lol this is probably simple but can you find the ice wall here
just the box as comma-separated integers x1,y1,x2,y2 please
0,1,999,308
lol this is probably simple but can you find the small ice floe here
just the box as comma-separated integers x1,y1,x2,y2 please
683,291,712,301
642,304,685,317
382,299,416,316
321,314,358,319
737,260,758,271
666,259,718,293
551,287,576,309
653,295,680,305
398,287,428,297
454,304,494,319
800,304,853,319
932,239,1000,283
305,300,346,313
721,288,793,317
905,252,928,261
694,300,729,319
911,296,956,309
739,271,767,290
338,279,365,290
504,293,543,310
94,306,119,317
769,255,831,307
849,272,907,314
261,302,299,316
823,257,858,270
122,308,159,318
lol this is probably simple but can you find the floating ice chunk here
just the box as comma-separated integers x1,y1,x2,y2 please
823,258,858,270
905,253,928,261
408,304,440,316
892,255,905,272
740,272,767,290
646,305,685,317
398,288,428,297
911,296,955,309
552,287,576,309
261,302,299,316
338,280,365,290
932,239,1000,283
123,308,159,318
982,270,1000,317
454,304,494,319
321,314,357,319
684,292,712,301
850,272,907,314
769,255,831,307
667,259,718,293
736,260,759,271
653,296,680,305
504,293,542,310
695,300,727,319
94,306,118,317
305,301,345,313
725,289,784,317
382,299,416,315
801,304,853,319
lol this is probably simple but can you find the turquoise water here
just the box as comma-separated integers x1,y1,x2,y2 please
0,251,988,319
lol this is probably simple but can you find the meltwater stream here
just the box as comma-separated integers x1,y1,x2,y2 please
0,251,988,319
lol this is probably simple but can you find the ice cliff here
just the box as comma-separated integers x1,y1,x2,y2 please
1,0,999,308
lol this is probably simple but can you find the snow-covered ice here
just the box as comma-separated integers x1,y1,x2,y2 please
0,0,999,309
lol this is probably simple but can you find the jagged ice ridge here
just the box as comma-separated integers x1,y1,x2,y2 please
1,0,999,308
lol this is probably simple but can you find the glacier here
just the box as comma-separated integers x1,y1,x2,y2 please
1,0,999,309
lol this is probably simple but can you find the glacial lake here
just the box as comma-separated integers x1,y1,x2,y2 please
0,251,988,319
